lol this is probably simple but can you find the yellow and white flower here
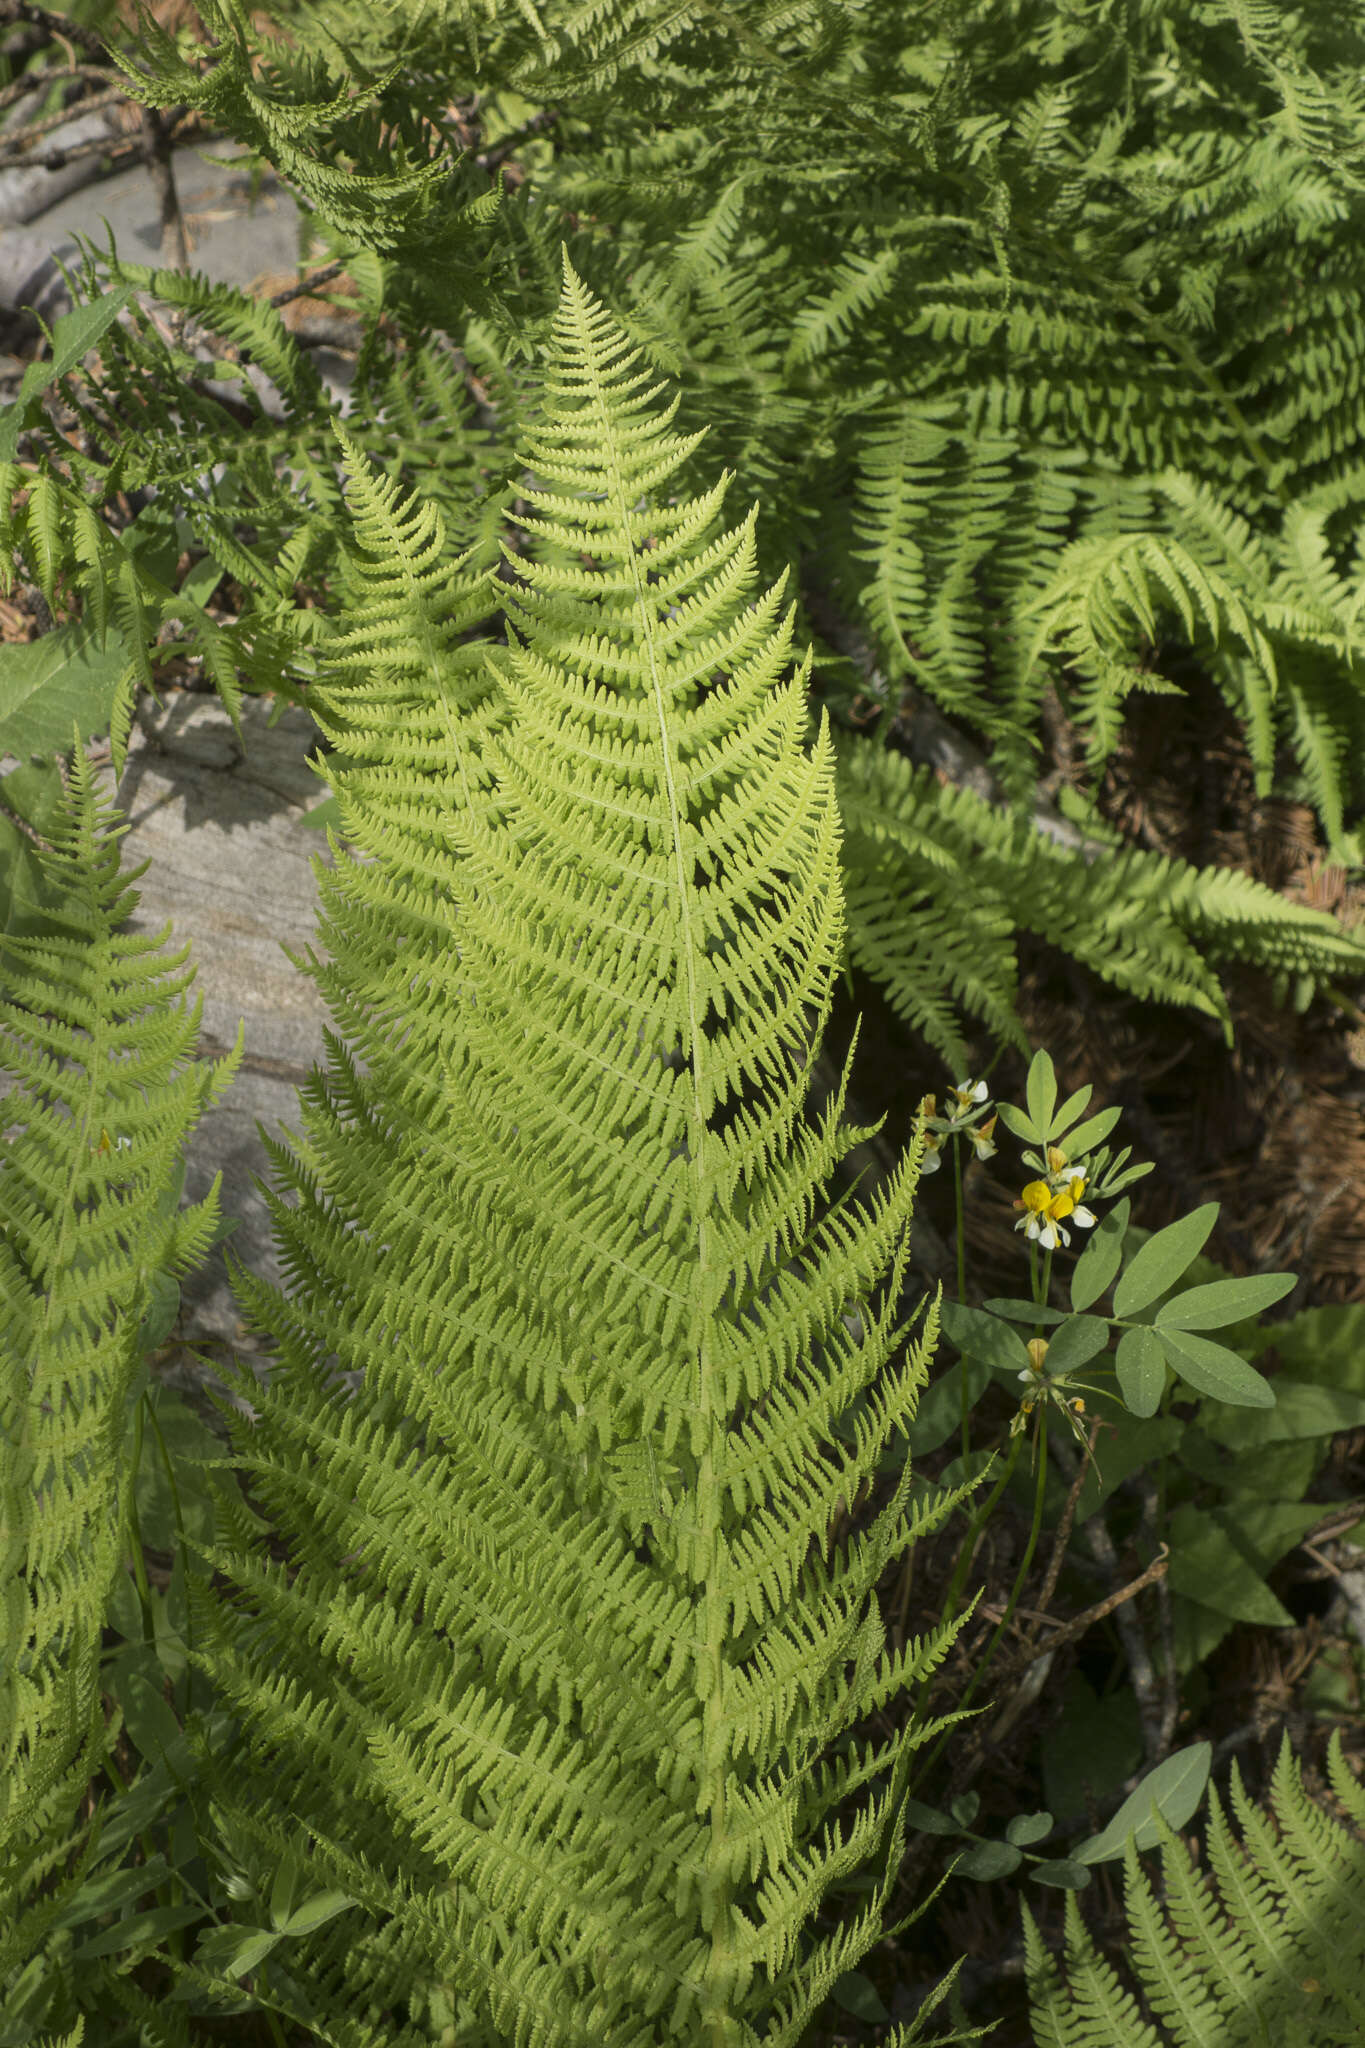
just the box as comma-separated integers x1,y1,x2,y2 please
1014,1171,1097,1251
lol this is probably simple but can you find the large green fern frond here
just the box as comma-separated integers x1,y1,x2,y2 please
0,745,238,1971
195,258,967,2045
1023,1734,1365,2048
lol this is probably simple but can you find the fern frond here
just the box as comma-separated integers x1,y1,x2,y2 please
0,744,238,1967
834,730,1365,1067
198,258,966,2045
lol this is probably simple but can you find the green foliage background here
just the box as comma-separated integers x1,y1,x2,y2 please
4,1,1365,2043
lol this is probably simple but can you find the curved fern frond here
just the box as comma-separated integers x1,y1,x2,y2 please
1024,1734,1365,2048
198,258,967,2044
834,733,1365,1069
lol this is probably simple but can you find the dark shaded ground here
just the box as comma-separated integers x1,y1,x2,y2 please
816,666,1365,2044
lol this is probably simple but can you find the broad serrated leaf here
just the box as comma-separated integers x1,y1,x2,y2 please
0,284,135,460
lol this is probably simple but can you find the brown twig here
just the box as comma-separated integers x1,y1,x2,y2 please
939,1544,1171,1798
993,1543,1170,1684
140,103,189,272
1049,1432,1172,1764
475,107,559,173
0,62,111,116
0,123,138,172
0,79,123,144
268,260,348,310
0,1,110,60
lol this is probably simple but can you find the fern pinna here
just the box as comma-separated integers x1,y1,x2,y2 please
195,262,969,2045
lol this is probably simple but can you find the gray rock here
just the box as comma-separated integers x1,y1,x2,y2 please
0,107,121,228
0,224,70,322
110,692,334,1351
20,140,302,294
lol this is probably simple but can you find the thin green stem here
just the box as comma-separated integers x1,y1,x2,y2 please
957,1418,1050,1729
954,1136,970,1461
916,1420,1051,1789
921,1435,1021,1704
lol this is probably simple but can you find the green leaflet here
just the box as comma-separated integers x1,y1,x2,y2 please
197,261,965,2045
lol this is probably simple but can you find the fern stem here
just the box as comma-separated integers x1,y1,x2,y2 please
575,278,740,2038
